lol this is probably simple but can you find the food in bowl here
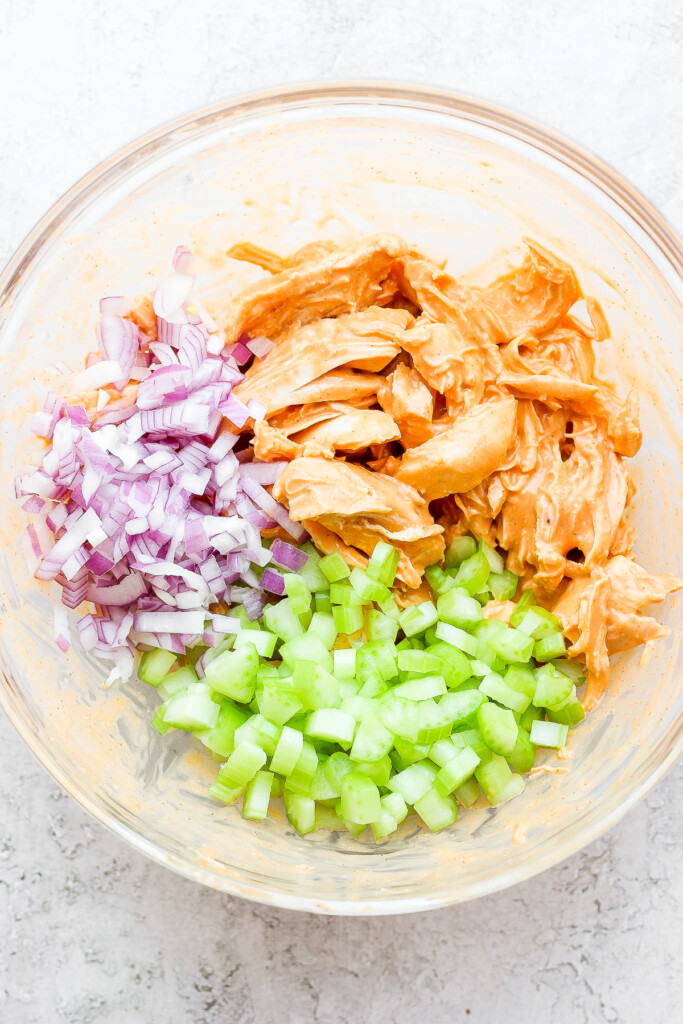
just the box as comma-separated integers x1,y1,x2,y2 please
15,233,681,841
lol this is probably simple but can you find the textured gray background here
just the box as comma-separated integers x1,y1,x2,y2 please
1,2,682,1022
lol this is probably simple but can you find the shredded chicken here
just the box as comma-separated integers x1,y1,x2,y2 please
216,232,680,706
272,457,444,587
234,307,411,414
377,362,434,448
393,398,517,501
222,233,407,342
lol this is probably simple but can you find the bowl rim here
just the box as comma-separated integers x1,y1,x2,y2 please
1,79,682,915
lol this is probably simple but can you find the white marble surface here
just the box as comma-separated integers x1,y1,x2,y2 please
1,2,683,1021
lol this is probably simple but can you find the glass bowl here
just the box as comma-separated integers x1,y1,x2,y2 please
1,83,682,916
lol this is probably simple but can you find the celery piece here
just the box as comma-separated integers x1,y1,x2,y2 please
444,535,477,568
425,565,456,596
478,672,531,713
397,649,443,675
350,715,394,763
353,754,392,788
280,635,333,673
340,772,382,825
394,675,447,700
293,662,340,710
322,751,355,796
437,589,483,630
332,603,364,635
486,626,534,664
162,689,220,731
488,570,518,602
453,551,490,595
195,701,248,757
434,747,481,796
534,632,567,663
367,541,400,586
399,600,439,637
283,789,316,835
306,611,337,650
234,630,277,658
257,680,303,726
138,648,177,686
532,664,572,709
349,567,391,604
270,725,304,776
475,752,514,805
434,620,479,657
507,726,536,773
392,737,430,767
529,720,569,748
262,598,305,642
242,770,274,820
414,788,458,832
519,704,544,733
504,664,537,699
333,647,356,680
319,552,351,583
217,741,267,789
381,791,408,824
479,539,505,574
305,709,356,745
295,544,330,594
365,608,400,644
453,777,480,808
205,644,259,703
387,761,437,803
234,714,280,757
158,665,199,700
283,573,312,615
285,739,319,795
439,689,487,729
477,702,518,758
548,699,586,727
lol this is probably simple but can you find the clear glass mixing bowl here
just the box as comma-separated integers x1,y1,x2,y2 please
1,83,682,915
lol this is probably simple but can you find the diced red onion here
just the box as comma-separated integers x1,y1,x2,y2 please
53,606,71,652
246,335,274,359
270,538,309,572
260,568,286,595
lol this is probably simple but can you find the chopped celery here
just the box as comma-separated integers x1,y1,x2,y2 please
434,620,479,656
437,589,483,629
306,611,337,650
205,645,259,703
305,708,356,745
534,632,567,663
453,551,490,595
508,726,536,773
350,715,394,763
158,665,199,700
444,535,477,567
298,542,331,593
270,725,304,775
280,635,333,673
332,603,364,635
394,675,447,700
216,741,267,790
425,564,456,596
438,689,486,729
488,570,518,602
477,702,518,758
319,552,351,583
162,689,220,731
340,772,382,825
365,608,399,644
367,541,400,586
354,755,392,788
257,680,303,726
434,747,480,796
242,770,274,820
234,630,277,658
283,573,312,615
349,567,391,604
413,788,458,832
333,647,356,680
533,664,573,709
387,762,437,803
195,701,248,757
138,648,177,686
453,777,480,808
479,672,531,713
262,598,305,642
399,601,439,637
529,720,569,748
283,789,316,834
